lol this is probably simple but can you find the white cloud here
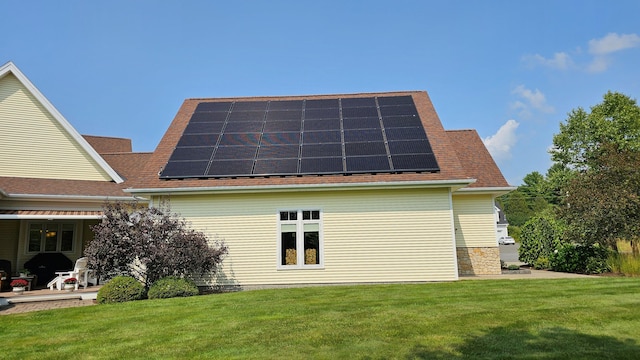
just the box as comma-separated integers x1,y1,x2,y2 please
588,33,640,55
586,33,640,73
523,32,639,73
512,85,554,115
483,120,519,162
522,52,572,70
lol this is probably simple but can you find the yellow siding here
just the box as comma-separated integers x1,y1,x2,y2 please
160,187,458,286
452,194,497,247
0,74,111,181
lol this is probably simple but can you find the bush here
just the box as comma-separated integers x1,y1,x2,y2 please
519,210,564,265
507,264,520,270
147,277,199,299
550,243,610,274
97,276,146,304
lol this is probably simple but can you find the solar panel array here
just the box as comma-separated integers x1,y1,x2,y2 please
160,95,439,179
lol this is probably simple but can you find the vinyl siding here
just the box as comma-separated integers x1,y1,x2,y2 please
161,187,458,286
452,194,497,247
0,74,111,181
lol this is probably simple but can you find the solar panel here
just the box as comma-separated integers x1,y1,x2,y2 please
214,146,258,160
300,157,343,173
168,147,214,161
160,95,440,179
345,142,387,156
257,145,300,159
346,156,390,172
302,143,343,158
195,102,232,112
184,121,224,134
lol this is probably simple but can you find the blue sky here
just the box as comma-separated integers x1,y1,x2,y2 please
2,1,639,185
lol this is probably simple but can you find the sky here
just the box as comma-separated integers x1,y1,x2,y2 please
2,1,639,185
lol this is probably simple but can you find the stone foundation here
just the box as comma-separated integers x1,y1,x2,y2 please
457,247,501,275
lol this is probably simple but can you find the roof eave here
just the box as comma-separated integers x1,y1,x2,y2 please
2,193,139,202
125,179,476,196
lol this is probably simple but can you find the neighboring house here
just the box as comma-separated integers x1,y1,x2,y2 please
127,91,514,286
0,62,145,283
495,202,509,241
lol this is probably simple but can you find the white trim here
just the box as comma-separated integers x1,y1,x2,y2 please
0,62,124,184
127,179,476,196
448,188,459,280
276,209,324,270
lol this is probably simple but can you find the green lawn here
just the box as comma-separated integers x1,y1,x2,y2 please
1,278,639,359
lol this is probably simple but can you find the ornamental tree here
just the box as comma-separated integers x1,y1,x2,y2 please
85,201,228,288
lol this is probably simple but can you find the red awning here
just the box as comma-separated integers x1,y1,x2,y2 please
0,210,103,219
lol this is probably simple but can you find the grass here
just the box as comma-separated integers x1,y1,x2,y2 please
2,278,640,359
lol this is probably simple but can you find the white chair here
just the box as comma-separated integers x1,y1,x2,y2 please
47,257,92,290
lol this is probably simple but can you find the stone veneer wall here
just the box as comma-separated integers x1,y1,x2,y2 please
456,247,501,275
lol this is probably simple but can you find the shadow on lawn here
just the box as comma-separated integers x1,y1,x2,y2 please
407,326,640,359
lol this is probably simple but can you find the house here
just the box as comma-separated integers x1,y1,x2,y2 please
0,62,146,284
1,61,513,289
495,202,509,241
127,92,513,286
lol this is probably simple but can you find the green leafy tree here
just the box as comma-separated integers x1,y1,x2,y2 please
85,201,228,288
559,143,640,253
552,91,640,171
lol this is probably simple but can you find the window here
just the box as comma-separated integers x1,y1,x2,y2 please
278,210,322,269
27,223,75,253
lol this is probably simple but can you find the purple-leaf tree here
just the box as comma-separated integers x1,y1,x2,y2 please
85,201,228,288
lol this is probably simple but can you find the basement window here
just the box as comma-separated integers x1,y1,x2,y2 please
278,210,323,269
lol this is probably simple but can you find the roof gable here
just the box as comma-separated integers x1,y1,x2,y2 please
0,62,124,183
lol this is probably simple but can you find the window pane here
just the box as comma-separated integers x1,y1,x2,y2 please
302,211,311,220
28,224,42,252
61,224,74,251
282,231,297,265
289,211,297,220
312,210,320,220
280,211,288,221
44,226,58,251
304,231,319,265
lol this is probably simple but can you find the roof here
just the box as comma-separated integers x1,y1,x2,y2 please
446,129,509,188
101,152,153,181
128,91,509,193
83,135,133,154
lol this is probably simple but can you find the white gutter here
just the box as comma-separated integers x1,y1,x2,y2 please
454,186,516,195
125,179,477,196
3,194,138,202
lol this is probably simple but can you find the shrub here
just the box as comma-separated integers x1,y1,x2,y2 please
550,243,610,274
148,277,199,299
97,276,145,304
507,264,520,270
519,209,565,265
532,257,551,270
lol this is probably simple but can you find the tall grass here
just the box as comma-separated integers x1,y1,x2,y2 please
608,253,640,276
607,240,640,276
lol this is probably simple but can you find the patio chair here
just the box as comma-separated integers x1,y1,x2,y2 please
46,257,93,291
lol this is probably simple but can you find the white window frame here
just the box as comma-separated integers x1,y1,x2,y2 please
26,222,77,254
277,209,324,270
